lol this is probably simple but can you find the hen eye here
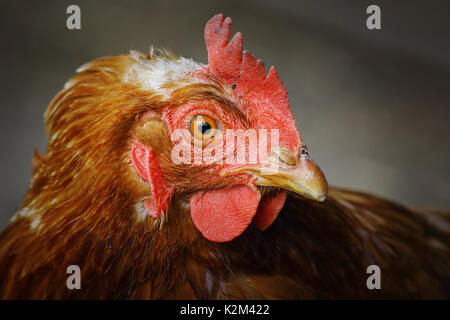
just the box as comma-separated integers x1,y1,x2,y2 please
189,114,218,142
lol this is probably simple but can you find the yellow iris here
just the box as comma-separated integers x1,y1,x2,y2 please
189,114,218,142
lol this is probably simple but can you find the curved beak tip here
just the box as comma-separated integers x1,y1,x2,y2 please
221,149,328,202
255,153,328,202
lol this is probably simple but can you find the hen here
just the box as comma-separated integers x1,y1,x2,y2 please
0,14,448,299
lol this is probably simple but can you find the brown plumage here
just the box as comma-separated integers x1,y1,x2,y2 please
0,15,448,299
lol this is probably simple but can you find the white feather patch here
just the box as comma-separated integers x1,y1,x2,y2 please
10,207,42,231
122,50,204,99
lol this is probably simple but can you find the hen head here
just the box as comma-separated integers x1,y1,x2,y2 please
41,14,327,243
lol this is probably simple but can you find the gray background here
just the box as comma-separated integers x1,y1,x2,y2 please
0,0,449,230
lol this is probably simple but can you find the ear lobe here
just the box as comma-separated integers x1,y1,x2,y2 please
131,140,173,218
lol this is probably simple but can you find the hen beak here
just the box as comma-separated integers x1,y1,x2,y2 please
224,147,328,202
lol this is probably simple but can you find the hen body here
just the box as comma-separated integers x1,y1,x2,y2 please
0,186,448,299
0,15,449,299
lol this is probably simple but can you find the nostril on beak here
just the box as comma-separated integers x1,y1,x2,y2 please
300,145,308,156
278,148,298,166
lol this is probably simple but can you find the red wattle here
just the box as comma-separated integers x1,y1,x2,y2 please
190,185,261,242
253,190,287,231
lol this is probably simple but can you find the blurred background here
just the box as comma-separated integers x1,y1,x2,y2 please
0,0,449,229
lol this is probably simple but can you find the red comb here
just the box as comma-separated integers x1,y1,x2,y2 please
203,14,301,154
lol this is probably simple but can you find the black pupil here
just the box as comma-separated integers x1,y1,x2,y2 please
198,121,211,135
